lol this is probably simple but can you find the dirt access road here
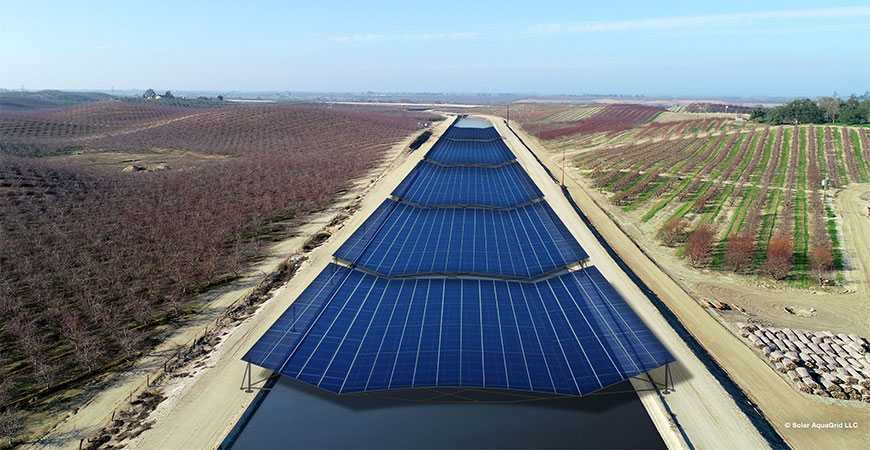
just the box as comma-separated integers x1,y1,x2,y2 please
836,183,870,297
502,118,870,450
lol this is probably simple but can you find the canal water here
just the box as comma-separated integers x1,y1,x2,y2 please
454,117,492,128
223,376,665,449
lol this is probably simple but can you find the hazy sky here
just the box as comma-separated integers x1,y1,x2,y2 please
2,0,869,96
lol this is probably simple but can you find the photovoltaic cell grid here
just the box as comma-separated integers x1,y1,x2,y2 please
243,118,673,397
391,161,543,208
443,125,502,140
334,199,588,279
424,138,515,166
242,263,674,396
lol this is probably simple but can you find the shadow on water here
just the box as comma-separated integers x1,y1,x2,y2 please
224,376,665,449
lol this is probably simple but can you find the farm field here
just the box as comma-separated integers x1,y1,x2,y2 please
573,123,870,287
485,103,866,288
0,100,432,439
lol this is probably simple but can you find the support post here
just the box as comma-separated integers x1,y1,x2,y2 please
245,362,254,393
664,364,672,394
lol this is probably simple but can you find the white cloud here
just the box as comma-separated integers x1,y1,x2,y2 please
529,6,870,34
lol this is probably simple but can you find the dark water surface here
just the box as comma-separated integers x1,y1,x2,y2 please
225,376,665,449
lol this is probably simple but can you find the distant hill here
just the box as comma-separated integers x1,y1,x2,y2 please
0,90,115,111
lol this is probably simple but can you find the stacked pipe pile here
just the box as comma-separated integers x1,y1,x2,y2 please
738,323,870,402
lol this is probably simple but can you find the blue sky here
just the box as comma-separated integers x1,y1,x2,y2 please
1,0,868,96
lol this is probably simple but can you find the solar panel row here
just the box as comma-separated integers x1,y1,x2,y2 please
392,161,543,208
242,263,674,396
334,199,588,279
424,138,515,166
442,125,502,140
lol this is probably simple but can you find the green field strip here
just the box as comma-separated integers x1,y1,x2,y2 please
668,181,714,222
736,131,763,179
831,129,849,186
602,170,631,190
704,182,734,224
720,131,762,207
724,186,758,237
640,139,716,221
750,131,775,185
825,205,843,270
713,185,760,270
642,111,664,124
792,190,809,287
610,171,652,202
774,128,790,187
541,106,604,123
708,133,745,180
815,126,826,175
643,178,692,222
850,128,869,182
798,127,808,191
623,176,667,210
695,134,748,223
705,121,718,133
643,135,729,221
752,188,782,271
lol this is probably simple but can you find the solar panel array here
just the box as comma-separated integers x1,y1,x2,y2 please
392,161,542,208
334,200,587,278
425,138,515,165
443,126,502,140
244,119,673,397
243,263,674,395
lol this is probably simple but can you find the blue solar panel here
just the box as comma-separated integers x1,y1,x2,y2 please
334,199,589,278
392,161,543,208
425,138,515,166
242,263,674,396
244,116,674,398
443,125,502,140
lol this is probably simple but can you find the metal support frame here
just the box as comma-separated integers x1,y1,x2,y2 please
662,364,673,394
244,362,253,393
239,362,673,402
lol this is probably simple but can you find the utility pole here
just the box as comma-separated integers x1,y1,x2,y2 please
506,104,510,122
561,147,566,186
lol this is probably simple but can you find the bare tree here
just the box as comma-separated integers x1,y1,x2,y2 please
762,235,794,280
660,217,688,247
810,245,834,283
723,233,754,273
0,408,25,446
685,223,717,268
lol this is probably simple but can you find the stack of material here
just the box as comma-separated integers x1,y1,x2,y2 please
737,323,870,402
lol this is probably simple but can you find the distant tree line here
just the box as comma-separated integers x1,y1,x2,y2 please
750,92,870,125
143,89,223,101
